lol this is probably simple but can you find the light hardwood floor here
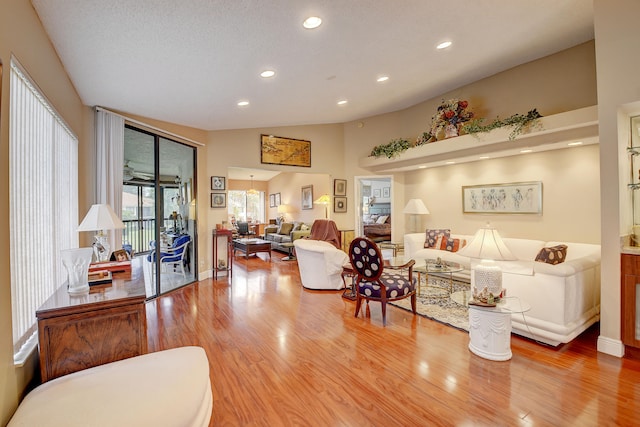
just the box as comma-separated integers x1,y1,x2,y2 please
145,251,640,426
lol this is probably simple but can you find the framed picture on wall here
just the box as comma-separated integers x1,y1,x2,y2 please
334,197,347,213
275,193,281,206
301,185,314,210
334,179,347,196
211,193,227,208
211,176,225,191
382,187,390,198
462,181,542,214
373,188,381,198
269,194,276,208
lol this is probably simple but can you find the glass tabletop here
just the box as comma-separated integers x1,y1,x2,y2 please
450,290,531,313
413,258,464,273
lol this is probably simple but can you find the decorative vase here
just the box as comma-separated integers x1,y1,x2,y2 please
444,124,459,139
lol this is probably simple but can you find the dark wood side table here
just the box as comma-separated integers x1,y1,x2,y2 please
212,229,233,279
36,280,147,382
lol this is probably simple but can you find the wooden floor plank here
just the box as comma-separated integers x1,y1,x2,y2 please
145,251,640,426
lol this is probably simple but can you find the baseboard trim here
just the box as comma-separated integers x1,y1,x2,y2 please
597,335,625,357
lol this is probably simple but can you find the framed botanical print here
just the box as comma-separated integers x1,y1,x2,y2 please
334,179,346,196
211,193,227,208
301,185,313,210
211,176,225,191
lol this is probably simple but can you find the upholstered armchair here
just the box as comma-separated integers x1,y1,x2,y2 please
293,238,349,290
349,237,417,326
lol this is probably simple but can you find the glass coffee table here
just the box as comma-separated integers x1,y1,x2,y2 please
413,259,464,297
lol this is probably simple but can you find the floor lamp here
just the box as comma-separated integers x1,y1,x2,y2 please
403,199,430,233
457,223,516,303
314,194,331,219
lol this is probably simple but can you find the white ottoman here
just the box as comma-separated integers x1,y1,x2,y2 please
9,346,212,427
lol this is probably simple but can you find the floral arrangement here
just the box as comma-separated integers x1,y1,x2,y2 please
428,99,474,140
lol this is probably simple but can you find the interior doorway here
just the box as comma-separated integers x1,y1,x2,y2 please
355,176,393,241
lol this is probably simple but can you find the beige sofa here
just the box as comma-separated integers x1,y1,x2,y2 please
264,222,311,252
404,232,601,346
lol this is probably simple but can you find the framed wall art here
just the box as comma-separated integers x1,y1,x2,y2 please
301,185,314,210
334,179,346,196
462,181,542,214
334,197,347,213
382,187,390,198
269,194,276,208
211,176,225,191
260,134,311,167
211,193,227,208
274,193,281,206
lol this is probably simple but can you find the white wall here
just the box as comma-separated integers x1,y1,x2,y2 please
404,144,600,243
594,0,640,356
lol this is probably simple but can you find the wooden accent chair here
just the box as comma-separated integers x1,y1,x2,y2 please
348,237,416,326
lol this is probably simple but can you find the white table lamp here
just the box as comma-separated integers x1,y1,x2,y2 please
78,204,126,262
277,204,290,223
457,224,516,303
403,199,430,233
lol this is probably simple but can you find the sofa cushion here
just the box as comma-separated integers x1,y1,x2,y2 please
278,222,294,235
376,215,389,224
300,223,310,231
424,229,450,248
437,236,466,252
292,222,303,231
535,244,568,265
270,234,290,244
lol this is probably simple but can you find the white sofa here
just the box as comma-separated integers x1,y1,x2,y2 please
8,347,212,427
404,233,601,346
294,239,349,290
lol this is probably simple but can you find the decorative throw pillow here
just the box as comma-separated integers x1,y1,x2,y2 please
278,222,294,235
535,244,568,265
292,222,302,231
424,229,451,248
376,215,389,224
300,224,310,231
437,237,466,252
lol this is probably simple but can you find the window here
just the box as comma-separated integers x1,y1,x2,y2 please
228,191,265,225
9,58,79,364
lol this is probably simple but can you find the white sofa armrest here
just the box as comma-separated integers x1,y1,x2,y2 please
404,233,425,258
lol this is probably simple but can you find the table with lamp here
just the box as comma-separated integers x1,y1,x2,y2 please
455,224,531,361
403,198,430,233
37,203,147,382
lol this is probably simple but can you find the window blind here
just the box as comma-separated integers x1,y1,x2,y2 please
9,59,79,364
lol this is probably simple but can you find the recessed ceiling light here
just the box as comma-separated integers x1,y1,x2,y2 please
445,161,455,165
479,156,490,160
337,100,348,105
437,41,452,50
568,141,583,146
237,101,249,107
418,165,427,169
377,76,389,83
260,70,275,78
520,149,532,153
303,16,322,29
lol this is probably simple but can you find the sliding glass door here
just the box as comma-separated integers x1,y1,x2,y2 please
123,126,197,297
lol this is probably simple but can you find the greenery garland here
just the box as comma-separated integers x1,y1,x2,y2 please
370,138,410,159
462,109,543,140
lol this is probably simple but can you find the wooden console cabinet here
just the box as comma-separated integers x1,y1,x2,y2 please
36,281,147,382
621,253,640,349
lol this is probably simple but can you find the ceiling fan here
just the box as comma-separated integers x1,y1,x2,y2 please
123,161,180,184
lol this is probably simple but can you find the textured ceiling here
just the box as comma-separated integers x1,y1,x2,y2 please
31,0,594,132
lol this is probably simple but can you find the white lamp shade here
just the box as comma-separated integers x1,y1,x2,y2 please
277,204,289,214
403,199,430,214
77,204,125,231
457,226,516,261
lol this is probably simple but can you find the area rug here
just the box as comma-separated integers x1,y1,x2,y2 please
390,276,470,331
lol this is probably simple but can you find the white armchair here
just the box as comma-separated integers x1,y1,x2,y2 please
294,239,349,290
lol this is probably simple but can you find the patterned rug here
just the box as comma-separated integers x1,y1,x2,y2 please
390,276,470,331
